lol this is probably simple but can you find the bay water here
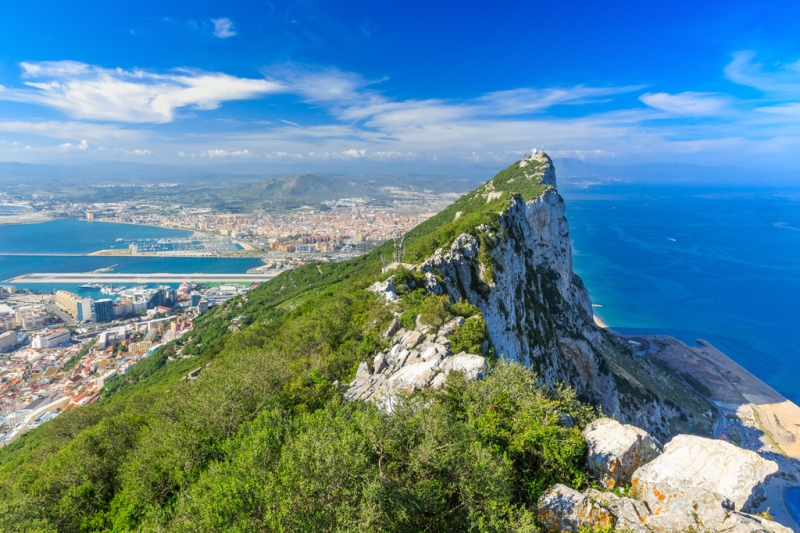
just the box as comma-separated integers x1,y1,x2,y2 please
562,183,800,405
0,220,263,294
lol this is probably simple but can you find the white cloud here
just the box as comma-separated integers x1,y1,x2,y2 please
724,51,800,96
639,92,732,116
211,18,237,39
58,139,90,150
477,85,644,115
0,61,283,123
200,148,252,158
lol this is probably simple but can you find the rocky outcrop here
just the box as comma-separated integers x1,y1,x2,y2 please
583,418,662,489
537,424,788,533
537,484,614,532
630,434,779,512
416,153,707,439
345,318,487,411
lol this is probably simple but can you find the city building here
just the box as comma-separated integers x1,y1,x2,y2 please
31,328,71,350
0,305,14,332
15,306,48,330
127,340,152,354
55,291,82,318
0,330,17,352
76,299,94,322
93,299,114,323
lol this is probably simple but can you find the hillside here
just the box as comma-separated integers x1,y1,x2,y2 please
0,154,717,532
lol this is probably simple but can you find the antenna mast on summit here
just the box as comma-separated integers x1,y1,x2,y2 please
393,234,405,265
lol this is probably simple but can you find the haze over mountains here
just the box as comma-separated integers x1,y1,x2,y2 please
1,159,794,190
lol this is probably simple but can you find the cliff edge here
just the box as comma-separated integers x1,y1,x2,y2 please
351,152,714,440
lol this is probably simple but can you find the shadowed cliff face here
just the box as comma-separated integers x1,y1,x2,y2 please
420,153,710,440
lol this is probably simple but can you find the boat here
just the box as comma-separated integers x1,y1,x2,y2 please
101,285,126,295
92,264,119,274
78,283,103,290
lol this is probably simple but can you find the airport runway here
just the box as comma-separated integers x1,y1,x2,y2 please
4,272,281,283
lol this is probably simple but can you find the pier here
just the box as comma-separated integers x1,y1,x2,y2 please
4,272,281,284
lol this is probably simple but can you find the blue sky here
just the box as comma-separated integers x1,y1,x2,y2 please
0,0,799,173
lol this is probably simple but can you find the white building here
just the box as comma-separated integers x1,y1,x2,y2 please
77,299,95,322
0,330,17,352
32,328,71,350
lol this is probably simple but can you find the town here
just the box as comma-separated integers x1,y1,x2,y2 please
0,186,456,260
0,280,253,446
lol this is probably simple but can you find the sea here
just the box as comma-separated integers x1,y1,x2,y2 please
562,183,800,406
0,219,263,295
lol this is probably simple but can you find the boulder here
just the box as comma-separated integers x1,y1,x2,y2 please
630,434,778,512
400,330,422,348
537,484,615,532
582,485,792,533
368,280,397,302
638,481,734,531
582,418,661,489
433,352,487,383
582,489,651,533
383,318,401,338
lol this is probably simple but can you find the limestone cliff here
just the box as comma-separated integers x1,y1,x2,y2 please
407,153,711,439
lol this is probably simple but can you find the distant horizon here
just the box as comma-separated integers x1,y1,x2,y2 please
0,157,798,188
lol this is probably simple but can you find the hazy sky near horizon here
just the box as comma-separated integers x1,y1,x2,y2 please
0,0,799,173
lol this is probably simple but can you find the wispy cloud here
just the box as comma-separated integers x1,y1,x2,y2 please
211,18,237,39
639,92,732,116
0,61,283,123
724,51,800,96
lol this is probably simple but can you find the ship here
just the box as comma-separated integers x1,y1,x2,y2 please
78,282,103,290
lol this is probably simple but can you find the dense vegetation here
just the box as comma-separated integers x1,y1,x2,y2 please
0,157,606,531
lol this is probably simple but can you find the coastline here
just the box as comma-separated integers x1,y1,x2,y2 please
616,333,800,529
592,313,608,328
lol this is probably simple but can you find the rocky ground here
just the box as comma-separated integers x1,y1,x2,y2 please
538,418,794,532
615,333,800,529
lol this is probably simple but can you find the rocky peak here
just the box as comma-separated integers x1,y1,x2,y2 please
347,155,712,440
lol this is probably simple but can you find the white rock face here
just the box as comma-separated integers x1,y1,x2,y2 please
583,417,662,489
368,280,397,302
344,319,487,411
631,434,779,512
416,156,683,434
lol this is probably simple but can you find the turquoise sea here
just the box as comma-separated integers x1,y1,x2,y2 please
562,184,800,406
787,487,800,525
0,220,263,294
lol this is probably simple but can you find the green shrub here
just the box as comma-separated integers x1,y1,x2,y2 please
451,315,489,354
418,294,453,328
452,299,481,318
